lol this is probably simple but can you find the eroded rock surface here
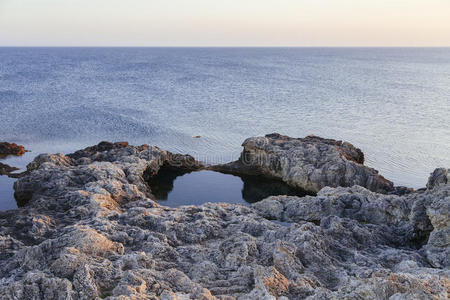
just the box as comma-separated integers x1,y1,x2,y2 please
0,142,26,157
214,134,394,194
427,168,450,189
0,140,448,299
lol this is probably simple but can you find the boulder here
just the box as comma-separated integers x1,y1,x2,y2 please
214,133,394,194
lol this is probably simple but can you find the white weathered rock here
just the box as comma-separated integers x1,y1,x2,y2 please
0,139,448,299
214,133,394,194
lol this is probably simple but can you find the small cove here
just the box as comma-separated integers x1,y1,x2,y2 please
148,169,308,207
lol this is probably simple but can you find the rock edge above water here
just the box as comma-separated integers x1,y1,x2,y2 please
0,141,27,158
213,133,394,194
0,137,448,299
0,162,19,177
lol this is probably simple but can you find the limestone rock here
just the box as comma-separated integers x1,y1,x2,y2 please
214,133,394,194
0,140,448,299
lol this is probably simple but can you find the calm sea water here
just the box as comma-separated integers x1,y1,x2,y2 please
0,47,449,210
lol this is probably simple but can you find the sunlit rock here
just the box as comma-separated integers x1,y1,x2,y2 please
214,133,394,194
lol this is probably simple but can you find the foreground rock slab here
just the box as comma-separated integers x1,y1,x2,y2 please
0,140,448,299
214,133,394,194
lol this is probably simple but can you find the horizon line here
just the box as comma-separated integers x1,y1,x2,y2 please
1,45,449,48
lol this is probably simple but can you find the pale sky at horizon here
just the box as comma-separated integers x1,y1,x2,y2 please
0,0,449,47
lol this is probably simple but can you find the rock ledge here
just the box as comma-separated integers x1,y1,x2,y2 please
214,133,394,194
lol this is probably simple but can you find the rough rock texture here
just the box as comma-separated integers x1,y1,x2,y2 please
0,142,26,157
214,134,393,194
0,140,448,299
427,168,449,189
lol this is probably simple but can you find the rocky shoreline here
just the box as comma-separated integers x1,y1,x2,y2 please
0,135,448,299
0,162,19,177
0,141,27,178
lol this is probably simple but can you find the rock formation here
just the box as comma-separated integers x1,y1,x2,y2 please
214,134,394,194
0,142,27,157
0,137,448,299
427,168,449,189
0,162,19,177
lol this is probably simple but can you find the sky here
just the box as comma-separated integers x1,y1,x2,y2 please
0,0,449,46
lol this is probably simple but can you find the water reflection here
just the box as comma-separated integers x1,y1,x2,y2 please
147,169,308,207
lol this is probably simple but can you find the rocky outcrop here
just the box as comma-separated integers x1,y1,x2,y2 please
427,168,449,189
214,134,394,194
0,162,19,177
0,140,448,299
0,141,26,157
0,141,26,177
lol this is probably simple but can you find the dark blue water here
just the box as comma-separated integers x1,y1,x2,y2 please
1,47,449,210
148,170,307,207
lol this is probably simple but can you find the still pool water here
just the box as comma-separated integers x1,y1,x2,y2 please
148,170,308,207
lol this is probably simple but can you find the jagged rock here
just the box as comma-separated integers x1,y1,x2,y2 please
0,141,26,157
214,133,394,194
424,189,450,268
0,140,448,299
427,168,449,189
0,162,19,177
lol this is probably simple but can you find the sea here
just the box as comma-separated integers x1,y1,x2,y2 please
0,47,449,210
